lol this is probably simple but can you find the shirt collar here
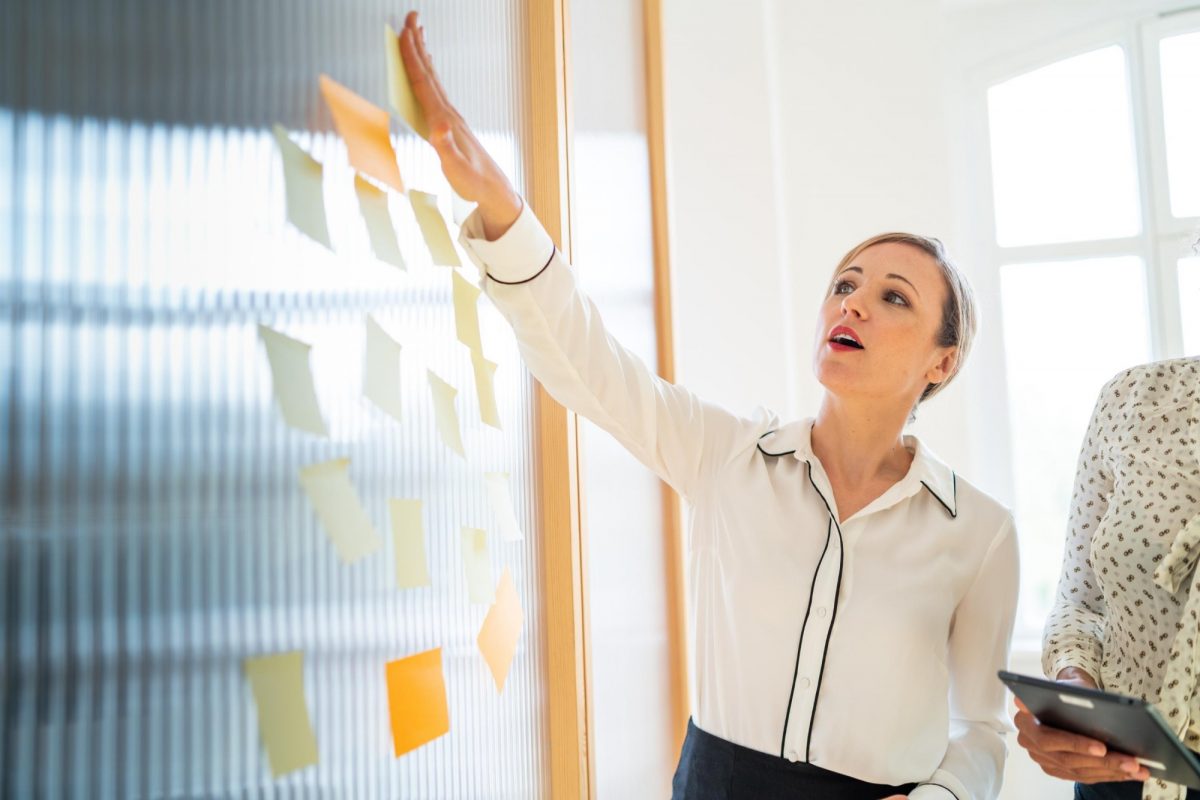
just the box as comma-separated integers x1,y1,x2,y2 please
756,418,958,520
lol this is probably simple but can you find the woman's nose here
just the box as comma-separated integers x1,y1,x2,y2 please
840,291,867,320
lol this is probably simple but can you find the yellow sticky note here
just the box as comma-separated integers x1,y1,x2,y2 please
258,324,329,438
355,176,406,270
319,74,405,193
384,23,430,140
386,648,450,757
298,458,383,564
428,370,465,458
272,125,332,250
461,527,494,604
390,499,431,589
477,568,523,692
451,270,483,352
410,190,461,267
244,651,319,777
471,351,502,430
484,472,523,542
363,315,403,423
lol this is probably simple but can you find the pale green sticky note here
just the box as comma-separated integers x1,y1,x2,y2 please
428,370,466,458
258,324,329,438
363,315,403,423
355,176,406,270
272,125,332,250
484,472,523,542
461,527,494,604
410,190,462,267
390,499,432,589
298,458,383,564
385,23,430,139
471,351,501,430
451,270,483,352
244,651,319,777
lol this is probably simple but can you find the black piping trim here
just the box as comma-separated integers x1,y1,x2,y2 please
920,472,958,519
756,430,796,458
779,515,831,758
919,783,962,799
802,461,844,761
485,247,556,286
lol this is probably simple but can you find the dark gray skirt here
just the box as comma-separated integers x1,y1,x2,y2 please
671,718,919,800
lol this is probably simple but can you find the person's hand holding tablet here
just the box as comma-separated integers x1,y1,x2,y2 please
1013,667,1151,783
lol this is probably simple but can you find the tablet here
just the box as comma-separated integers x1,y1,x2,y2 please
999,670,1200,789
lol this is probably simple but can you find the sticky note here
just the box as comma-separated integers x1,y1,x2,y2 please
451,270,483,352
471,352,501,430
484,472,523,542
272,125,332,250
477,568,523,692
428,370,465,458
244,651,319,777
258,324,329,437
384,23,430,140
363,315,403,423
319,74,405,193
298,458,383,564
410,190,461,266
385,648,450,757
355,176,406,270
391,499,431,589
461,527,494,604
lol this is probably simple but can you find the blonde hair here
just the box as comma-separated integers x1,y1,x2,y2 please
829,232,977,405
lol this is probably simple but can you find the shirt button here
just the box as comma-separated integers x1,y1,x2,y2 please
799,677,811,689
786,749,798,760
816,607,827,618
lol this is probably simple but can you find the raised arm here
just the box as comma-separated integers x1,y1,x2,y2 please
398,12,771,499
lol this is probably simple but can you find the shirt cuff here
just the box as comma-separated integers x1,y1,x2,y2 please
908,784,959,799
457,199,556,284
1044,648,1102,685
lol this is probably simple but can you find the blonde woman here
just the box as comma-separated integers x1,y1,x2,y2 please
399,11,1019,799
1014,356,1200,800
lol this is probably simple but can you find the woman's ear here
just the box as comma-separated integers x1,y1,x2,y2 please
925,347,959,388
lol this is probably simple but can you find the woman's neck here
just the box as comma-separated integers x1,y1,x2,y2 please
810,394,914,490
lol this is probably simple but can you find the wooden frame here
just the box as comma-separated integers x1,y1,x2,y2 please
643,0,691,759
528,0,685,795
527,1,594,798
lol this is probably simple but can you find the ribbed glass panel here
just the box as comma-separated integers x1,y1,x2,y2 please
1,1,549,797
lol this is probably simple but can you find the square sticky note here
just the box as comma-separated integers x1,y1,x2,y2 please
428,370,466,458
385,647,451,757
484,472,523,542
451,270,483,353
356,176,406,270
258,324,329,438
363,315,404,423
244,651,319,777
384,23,430,139
319,74,405,193
477,568,523,692
391,498,432,589
298,458,384,564
471,352,501,430
271,125,332,250
409,190,461,267
461,527,494,605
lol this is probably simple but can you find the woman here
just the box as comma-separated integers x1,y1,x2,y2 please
1015,357,1200,800
399,12,1018,799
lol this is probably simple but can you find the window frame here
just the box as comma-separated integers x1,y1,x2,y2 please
961,8,1200,644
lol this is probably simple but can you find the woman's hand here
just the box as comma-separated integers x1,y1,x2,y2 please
1012,668,1150,783
398,11,522,240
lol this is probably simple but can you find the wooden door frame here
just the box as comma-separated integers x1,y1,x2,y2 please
528,0,686,796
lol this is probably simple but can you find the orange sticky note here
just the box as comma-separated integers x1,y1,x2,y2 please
385,647,451,757
476,568,523,693
319,74,405,193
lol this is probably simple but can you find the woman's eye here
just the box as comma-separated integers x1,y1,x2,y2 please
885,291,909,307
833,280,854,295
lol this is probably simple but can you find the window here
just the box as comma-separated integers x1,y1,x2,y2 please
982,12,1200,637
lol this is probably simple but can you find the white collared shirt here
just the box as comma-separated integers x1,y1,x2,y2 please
459,202,1020,800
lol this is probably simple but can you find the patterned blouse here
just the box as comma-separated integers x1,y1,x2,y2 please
1043,357,1200,799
